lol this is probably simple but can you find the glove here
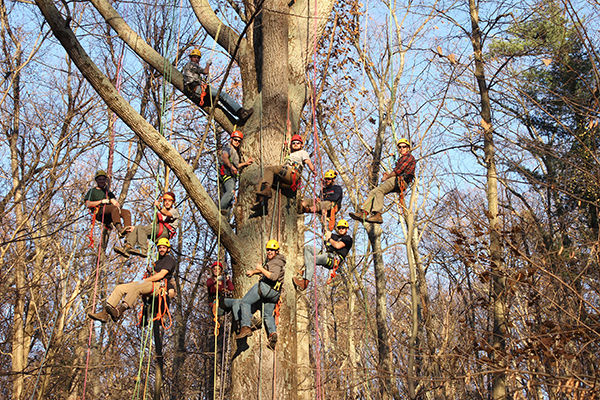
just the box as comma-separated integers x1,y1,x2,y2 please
100,199,110,205
323,230,332,242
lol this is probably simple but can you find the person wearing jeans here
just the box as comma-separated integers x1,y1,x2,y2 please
235,239,285,350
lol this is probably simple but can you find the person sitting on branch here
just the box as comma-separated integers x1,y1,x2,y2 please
83,170,132,237
182,48,253,124
349,138,416,224
114,192,180,258
299,169,343,229
293,219,353,291
235,240,285,350
218,130,253,215
253,134,316,206
207,261,236,316
88,238,177,323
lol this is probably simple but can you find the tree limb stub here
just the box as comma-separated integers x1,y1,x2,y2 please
34,0,243,263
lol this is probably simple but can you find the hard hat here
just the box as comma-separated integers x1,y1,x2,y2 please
337,219,349,228
324,169,337,179
231,130,244,140
397,138,411,148
157,238,171,248
189,48,202,57
163,192,176,202
95,170,108,179
266,239,280,251
211,261,223,269
291,134,303,144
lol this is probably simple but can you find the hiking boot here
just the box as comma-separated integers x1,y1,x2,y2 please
88,309,109,323
256,183,272,199
105,303,121,322
128,247,147,257
237,108,254,124
349,210,368,221
114,244,132,258
365,212,383,224
267,332,277,350
236,326,253,339
293,276,309,291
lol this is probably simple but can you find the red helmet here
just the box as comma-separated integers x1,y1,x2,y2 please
231,130,243,140
211,261,223,270
291,134,303,144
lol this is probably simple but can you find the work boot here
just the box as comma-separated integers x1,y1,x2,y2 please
128,247,147,257
105,303,121,322
236,326,253,339
349,210,368,222
293,276,309,291
88,308,109,323
256,183,272,199
267,332,278,350
114,243,132,258
365,212,383,224
237,108,254,125
108,303,129,322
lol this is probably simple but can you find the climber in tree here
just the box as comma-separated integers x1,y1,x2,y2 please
83,170,132,237
182,48,253,124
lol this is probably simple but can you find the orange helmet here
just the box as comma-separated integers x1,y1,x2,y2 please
231,130,243,140
163,192,176,202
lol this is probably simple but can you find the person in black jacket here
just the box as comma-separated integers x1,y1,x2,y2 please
299,169,342,214
293,219,353,291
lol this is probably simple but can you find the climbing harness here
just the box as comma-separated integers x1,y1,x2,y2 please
325,253,343,285
138,278,172,330
86,206,100,248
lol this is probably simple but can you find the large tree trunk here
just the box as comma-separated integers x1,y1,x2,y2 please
34,0,335,397
468,0,507,398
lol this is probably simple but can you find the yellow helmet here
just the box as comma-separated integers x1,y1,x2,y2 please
95,170,108,179
324,169,337,179
189,48,202,57
397,138,411,148
266,239,280,251
337,219,349,229
157,238,171,248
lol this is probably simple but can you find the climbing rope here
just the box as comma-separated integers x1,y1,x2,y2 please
81,202,108,400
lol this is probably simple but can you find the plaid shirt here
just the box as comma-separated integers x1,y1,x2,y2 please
393,153,416,184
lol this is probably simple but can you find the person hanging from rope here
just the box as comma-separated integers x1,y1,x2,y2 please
207,261,236,316
298,169,343,225
235,239,285,350
253,134,316,207
88,238,177,323
349,138,416,224
83,170,132,237
218,130,254,215
293,219,353,291
182,48,253,125
114,192,179,258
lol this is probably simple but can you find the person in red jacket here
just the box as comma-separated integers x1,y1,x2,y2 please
207,261,235,316
350,138,416,224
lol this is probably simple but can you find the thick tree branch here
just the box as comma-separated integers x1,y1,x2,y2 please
34,0,243,263
88,0,234,131
189,0,243,61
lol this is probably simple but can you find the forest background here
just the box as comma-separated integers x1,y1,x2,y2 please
1,0,599,399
